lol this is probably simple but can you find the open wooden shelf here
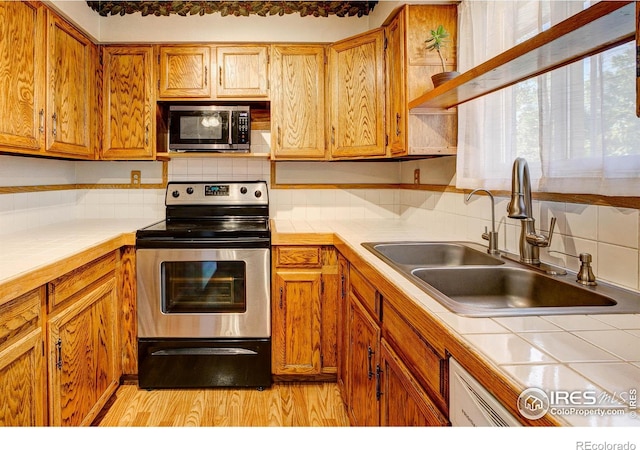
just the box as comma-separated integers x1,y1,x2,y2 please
409,1,635,110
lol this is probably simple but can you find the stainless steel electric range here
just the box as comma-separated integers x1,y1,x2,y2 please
136,181,271,389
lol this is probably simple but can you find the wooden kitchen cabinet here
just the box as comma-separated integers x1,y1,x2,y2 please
46,10,97,159
101,45,155,160
336,253,350,401
385,4,458,156
271,246,337,379
328,29,386,159
47,252,120,426
379,339,449,426
157,45,213,99
270,45,326,159
0,288,47,426
0,1,45,155
216,45,269,98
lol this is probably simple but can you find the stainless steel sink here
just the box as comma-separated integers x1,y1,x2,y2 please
362,241,640,317
361,241,504,267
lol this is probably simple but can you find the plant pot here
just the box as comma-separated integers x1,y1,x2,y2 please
431,71,460,88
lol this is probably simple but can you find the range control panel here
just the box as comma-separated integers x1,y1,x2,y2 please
166,181,268,206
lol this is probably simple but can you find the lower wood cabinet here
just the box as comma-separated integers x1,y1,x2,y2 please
1,249,124,427
0,288,47,426
339,253,450,427
379,339,449,426
347,289,381,426
47,275,118,426
271,245,338,379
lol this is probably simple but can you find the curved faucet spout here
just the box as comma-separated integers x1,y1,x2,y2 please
507,157,532,219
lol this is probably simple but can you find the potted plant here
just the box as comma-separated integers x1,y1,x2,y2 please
425,24,459,88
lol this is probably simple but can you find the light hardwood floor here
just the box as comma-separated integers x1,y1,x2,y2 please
94,382,350,427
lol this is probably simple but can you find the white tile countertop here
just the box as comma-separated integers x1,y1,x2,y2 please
0,218,159,296
274,219,640,427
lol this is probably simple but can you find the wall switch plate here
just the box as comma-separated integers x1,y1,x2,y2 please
414,169,420,185
131,170,141,187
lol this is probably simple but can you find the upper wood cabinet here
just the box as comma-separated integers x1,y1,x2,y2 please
157,45,212,99
101,45,155,160
328,29,386,159
0,1,45,155
46,11,96,159
270,45,326,159
216,45,270,98
385,4,458,156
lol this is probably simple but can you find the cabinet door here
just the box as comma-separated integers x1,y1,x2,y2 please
158,45,212,98
101,46,154,160
329,29,386,158
347,294,380,426
0,331,46,426
216,45,269,98
385,9,407,156
271,45,326,159
336,254,350,401
380,340,449,426
46,12,95,158
48,277,118,426
272,271,322,375
0,1,45,154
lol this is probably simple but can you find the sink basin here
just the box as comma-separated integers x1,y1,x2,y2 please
362,242,504,267
411,266,617,314
362,240,640,317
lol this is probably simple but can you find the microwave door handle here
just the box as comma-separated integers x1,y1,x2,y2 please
228,113,233,146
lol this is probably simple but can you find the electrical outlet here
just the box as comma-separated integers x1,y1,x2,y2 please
414,169,420,185
130,170,141,187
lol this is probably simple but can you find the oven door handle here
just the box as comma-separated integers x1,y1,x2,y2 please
136,237,270,249
152,348,258,356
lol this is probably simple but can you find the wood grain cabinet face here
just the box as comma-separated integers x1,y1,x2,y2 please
46,11,95,159
216,45,269,98
47,255,120,427
328,29,386,159
0,288,47,426
101,46,155,160
157,45,213,99
271,45,326,159
0,1,45,154
379,340,449,426
385,9,407,156
272,246,337,378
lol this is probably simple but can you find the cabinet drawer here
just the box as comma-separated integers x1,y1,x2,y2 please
349,266,378,319
0,288,42,350
48,252,116,311
275,246,322,268
383,301,446,407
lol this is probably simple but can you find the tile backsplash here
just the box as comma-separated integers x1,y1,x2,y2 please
2,148,640,292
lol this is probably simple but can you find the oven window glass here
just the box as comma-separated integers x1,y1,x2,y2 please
161,261,246,313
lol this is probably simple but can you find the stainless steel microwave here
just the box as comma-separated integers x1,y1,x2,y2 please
168,105,250,152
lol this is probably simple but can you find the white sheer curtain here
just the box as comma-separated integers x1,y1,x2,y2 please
456,1,640,196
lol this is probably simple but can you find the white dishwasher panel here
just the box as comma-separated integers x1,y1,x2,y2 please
449,358,522,427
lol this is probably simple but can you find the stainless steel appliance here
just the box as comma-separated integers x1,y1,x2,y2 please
136,181,271,389
168,105,250,152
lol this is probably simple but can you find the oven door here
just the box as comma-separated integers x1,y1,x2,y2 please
137,248,270,339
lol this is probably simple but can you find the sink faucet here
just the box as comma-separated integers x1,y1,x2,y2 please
465,188,499,255
507,157,556,265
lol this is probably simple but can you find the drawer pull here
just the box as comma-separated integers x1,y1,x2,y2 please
56,338,62,370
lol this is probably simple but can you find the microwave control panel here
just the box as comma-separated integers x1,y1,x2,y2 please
237,111,250,144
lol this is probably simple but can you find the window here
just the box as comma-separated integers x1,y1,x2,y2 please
456,1,640,196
